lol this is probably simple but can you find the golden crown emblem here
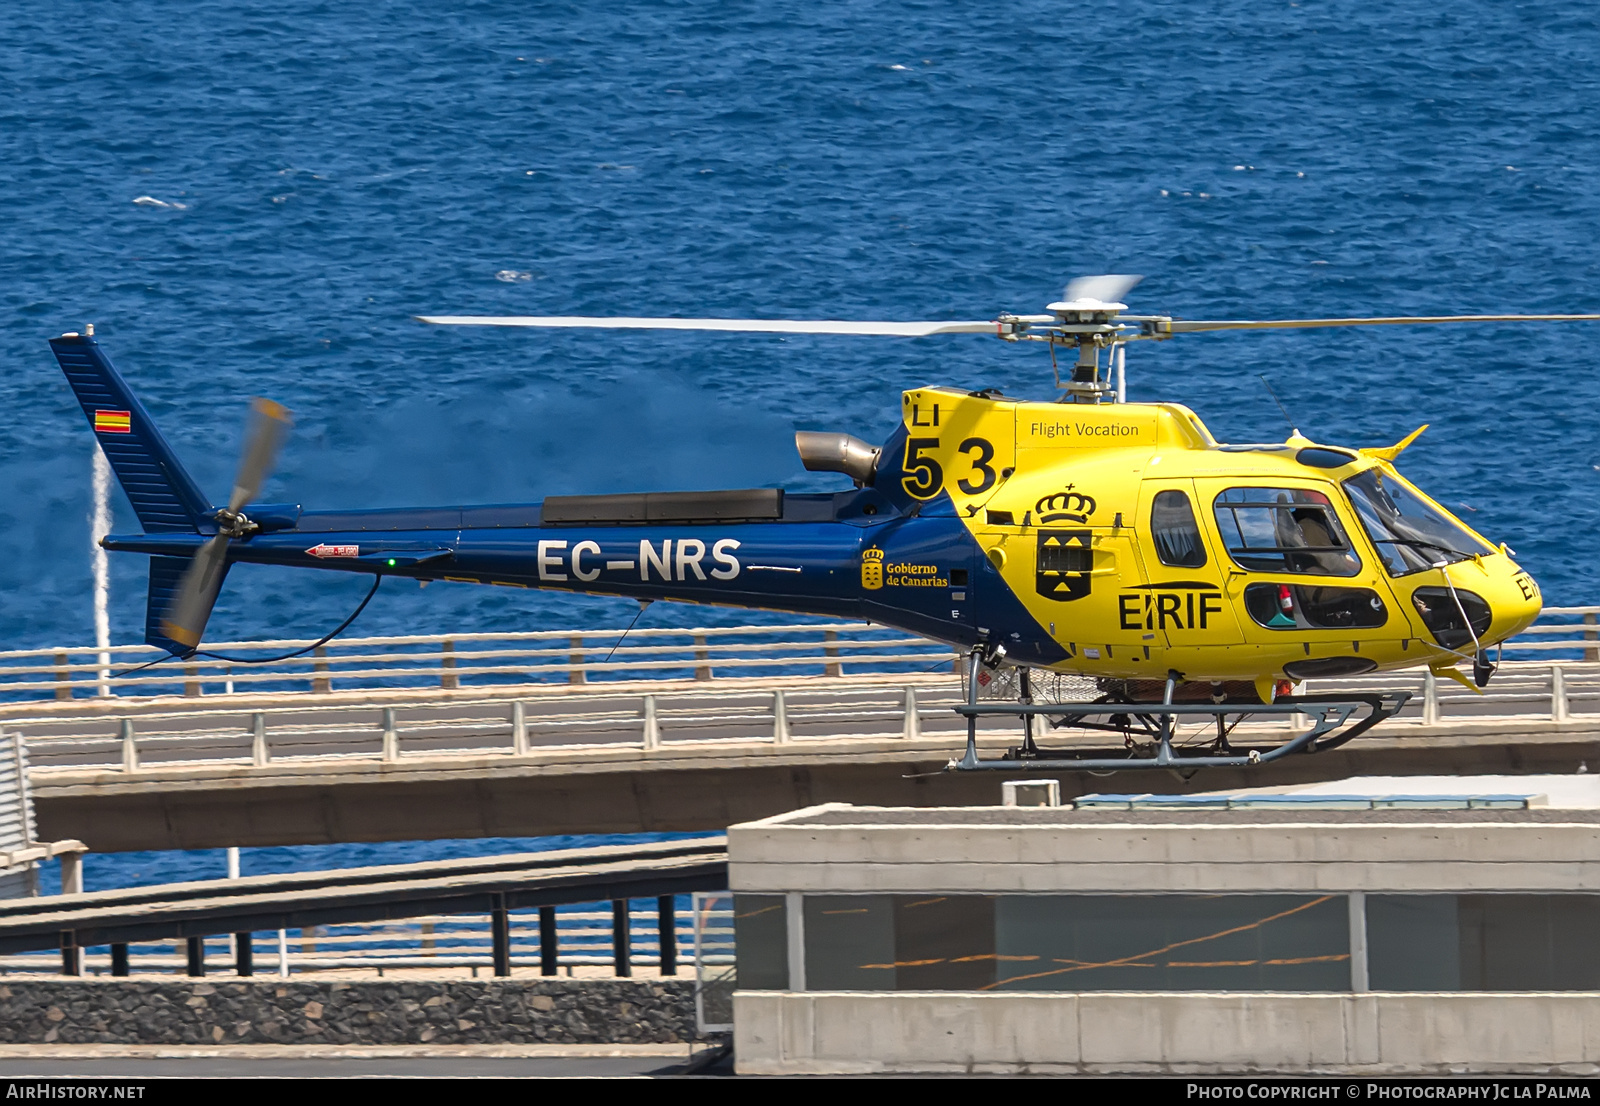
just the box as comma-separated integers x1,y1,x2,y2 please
1036,489,1097,524
860,547,884,590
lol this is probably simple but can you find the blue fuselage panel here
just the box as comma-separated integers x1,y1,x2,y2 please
104,510,1066,663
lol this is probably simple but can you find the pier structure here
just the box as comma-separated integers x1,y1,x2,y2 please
2,614,1600,851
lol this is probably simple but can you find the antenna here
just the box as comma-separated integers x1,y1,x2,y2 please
1257,374,1300,437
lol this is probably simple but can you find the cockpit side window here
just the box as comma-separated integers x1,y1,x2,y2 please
1212,487,1361,577
1151,490,1207,568
1341,468,1495,577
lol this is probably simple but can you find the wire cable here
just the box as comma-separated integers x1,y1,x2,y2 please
602,600,653,664
110,652,178,679
197,574,384,664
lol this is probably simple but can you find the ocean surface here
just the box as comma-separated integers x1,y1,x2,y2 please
4,1,1600,888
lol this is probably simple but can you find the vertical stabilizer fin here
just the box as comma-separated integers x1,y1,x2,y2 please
146,555,227,656
49,334,210,533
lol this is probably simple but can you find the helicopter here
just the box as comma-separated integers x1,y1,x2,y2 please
48,276,1596,772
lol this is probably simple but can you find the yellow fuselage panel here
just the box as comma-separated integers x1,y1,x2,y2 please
898,390,1541,682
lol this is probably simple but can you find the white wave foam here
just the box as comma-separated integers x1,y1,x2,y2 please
132,195,187,209
495,270,532,282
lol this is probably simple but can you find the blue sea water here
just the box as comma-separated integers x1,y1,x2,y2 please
4,1,1600,885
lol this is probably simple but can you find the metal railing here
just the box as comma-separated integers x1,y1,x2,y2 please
4,608,1596,708
17,682,967,773
0,899,734,977
0,622,958,706
7,610,1600,775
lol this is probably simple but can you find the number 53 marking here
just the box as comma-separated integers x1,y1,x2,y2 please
901,436,996,500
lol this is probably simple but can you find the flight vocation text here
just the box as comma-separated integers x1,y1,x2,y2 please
1120,590,1223,631
1028,420,1142,440
535,539,741,583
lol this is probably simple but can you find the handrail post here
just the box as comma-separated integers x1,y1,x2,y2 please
612,899,632,977
1291,679,1310,732
120,718,137,772
490,893,511,978
657,895,677,975
902,687,920,740
60,931,80,977
773,689,790,744
312,646,331,694
1553,665,1570,723
693,632,711,681
53,651,71,701
251,713,269,767
952,650,963,676
642,694,660,750
439,639,457,690
183,663,200,698
511,700,528,756
568,634,587,685
1587,612,1598,664
381,708,399,762
823,629,842,677
60,851,83,895
539,907,558,976
1422,670,1440,726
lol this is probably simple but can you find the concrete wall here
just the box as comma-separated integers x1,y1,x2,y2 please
730,813,1600,893
733,991,1600,1075
0,978,695,1045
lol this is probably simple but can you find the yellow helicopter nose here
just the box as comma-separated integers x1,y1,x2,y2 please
1490,563,1543,643
1465,555,1542,648
1405,554,1539,665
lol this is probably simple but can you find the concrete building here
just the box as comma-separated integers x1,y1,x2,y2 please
727,775,1600,1075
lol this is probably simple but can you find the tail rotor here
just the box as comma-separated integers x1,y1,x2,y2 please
160,398,292,651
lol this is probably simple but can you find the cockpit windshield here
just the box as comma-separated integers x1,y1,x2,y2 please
1342,468,1495,577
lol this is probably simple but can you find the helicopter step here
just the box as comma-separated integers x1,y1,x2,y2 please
947,661,1410,772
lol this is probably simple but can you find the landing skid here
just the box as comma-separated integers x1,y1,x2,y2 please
946,655,1410,773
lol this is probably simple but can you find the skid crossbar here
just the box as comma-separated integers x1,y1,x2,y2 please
946,659,1410,771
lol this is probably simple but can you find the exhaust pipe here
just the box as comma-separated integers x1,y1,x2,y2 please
794,431,880,487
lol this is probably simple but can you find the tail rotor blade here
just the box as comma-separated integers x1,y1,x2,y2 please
227,398,292,514
161,534,230,650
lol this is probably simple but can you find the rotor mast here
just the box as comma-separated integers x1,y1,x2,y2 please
998,274,1145,403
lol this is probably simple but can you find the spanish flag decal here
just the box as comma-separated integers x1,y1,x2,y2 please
93,409,131,434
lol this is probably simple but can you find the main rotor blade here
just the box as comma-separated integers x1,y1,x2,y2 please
227,397,292,514
415,315,1026,337
161,534,230,650
1154,313,1600,334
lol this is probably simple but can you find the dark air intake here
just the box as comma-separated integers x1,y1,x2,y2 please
541,488,784,526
